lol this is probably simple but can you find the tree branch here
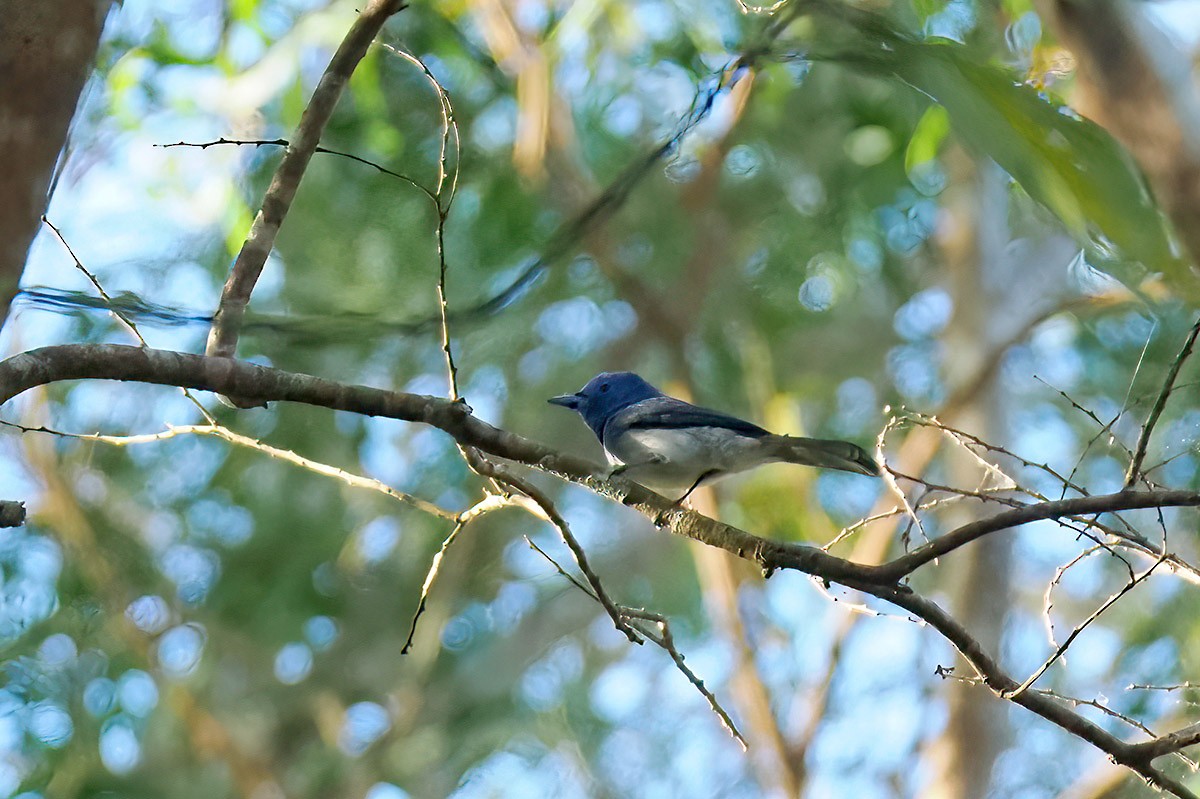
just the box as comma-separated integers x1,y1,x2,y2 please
877,585,1197,798
1004,554,1165,700
1128,721,1200,763
0,345,866,579
878,490,1200,581
6,344,1200,591
205,0,407,365
5,342,1200,794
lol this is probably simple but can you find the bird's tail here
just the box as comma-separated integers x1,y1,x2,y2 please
763,435,880,476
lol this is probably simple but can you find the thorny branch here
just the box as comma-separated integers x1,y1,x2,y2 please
1126,314,1200,488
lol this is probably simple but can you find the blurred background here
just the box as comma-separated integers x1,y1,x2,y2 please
3,0,1200,796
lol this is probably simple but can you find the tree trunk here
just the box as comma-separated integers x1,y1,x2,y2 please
0,0,109,328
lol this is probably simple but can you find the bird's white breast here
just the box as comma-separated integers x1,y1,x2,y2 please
606,427,769,492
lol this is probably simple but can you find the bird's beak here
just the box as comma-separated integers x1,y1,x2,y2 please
548,393,581,410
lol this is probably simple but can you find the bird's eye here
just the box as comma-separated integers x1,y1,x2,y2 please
600,383,609,393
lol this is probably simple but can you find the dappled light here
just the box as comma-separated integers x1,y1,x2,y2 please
2,0,1200,797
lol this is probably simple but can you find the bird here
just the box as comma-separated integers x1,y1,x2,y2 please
549,371,879,501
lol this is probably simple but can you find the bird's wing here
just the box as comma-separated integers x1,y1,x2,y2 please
606,396,769,440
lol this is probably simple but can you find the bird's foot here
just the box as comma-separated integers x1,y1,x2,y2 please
653,493,697,527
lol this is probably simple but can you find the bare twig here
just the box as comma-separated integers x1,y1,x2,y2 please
158,138,434,201
880,585,1197,798
378,45,463,399
401,493,514,653
42,216,145,345
1129,682,1200,693
522,536,747,748
1005,554,1166,699
654,613,748,749
402,520,463,654
1126,315,1200,487
2,419,458,520
41,216,219,427
1041,545,1130,652
902,410,1090,498
469,456,639,644
942,672,1199,770
876,417,928,549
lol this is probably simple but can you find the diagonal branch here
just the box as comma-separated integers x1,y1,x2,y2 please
467,455,640,644
522,536,747,747
877,491,1200,581
1004,554,1166,700
205,0,407,365
1129,721,1200,762
875,584,1197,799
1125,315,1200,487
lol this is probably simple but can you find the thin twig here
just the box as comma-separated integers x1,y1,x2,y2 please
401,492,513,653
378,45,463,399
1042,545,1102,652
2,419,457,520
402,520,465,654
941,671,1199,770
42,216,145,345
158,138,435,201
902,410,1089,498
1126,315,1200,487
522,535,747,748
471,456,639,644
1130,683,1200,693
1005,554,1167,699
883,585,1196,798
876,417,928,549
42,216,218,427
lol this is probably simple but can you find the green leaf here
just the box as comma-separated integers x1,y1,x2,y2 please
905,104,950,173
911,0,949,23
815,11,1188,295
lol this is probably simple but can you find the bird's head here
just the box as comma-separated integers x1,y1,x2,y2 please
548,372,663,437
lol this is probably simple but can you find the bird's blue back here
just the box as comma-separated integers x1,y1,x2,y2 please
570,372,768,442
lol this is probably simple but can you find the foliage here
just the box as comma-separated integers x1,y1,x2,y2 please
4,0,1200,797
